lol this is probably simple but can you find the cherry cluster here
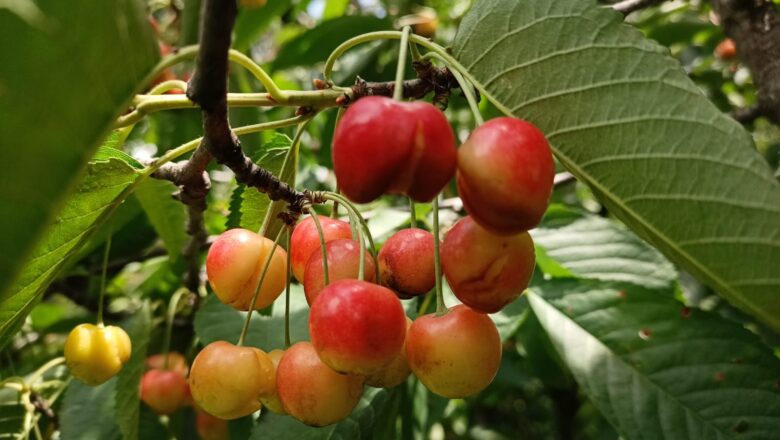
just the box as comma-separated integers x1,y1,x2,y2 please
186,96,554,426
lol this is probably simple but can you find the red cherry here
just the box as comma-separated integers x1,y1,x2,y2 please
457,117,554,234
303,239,376,305
333,96,457,203
309,280,407,376
406,305,501,398
140,369,190,414
290,216,353,283
378,228,435,299
715,38,737,60
442,216,535,313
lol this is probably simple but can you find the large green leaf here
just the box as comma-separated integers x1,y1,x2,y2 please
0,0,158,299
272,16,391,70
115,302,152,440
0,157,140,349
134,179,188,261
532,215,676,289
250,388,391,439
528,279,780,439
60,379,121,440
452,0,780,329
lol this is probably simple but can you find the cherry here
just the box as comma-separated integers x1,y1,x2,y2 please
188,341,275,420
715,38,737,60
140,369,190,414
259,349,286,414
276,341,364,426
406,305,501,398
145,352,189,376
196,410,229,440
303,239,376,305
441,216,535,313
378,228,435,299
64,323,131,386
457,117,554,234
332,96,457,203
309,280,407,375
206,228,287,311
364,317,413,388
290,216,353,283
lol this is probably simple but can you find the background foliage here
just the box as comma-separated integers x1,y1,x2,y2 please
0,0,778,439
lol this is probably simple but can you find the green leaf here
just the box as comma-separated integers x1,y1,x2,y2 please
0,0,158,299
532,215,677,289
115,302,152,440
0,158,140,349
231,133,292,232
134,179,188,261
323,0,350,20
453,0,780,330
60,379,121,440
193,285,309,350
272,16,391,70
234,0,293,52
528,279,780,439
249,388,391,439
93,144,144,170
0,399,30,440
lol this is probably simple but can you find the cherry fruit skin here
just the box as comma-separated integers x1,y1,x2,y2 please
364,317,413,388
206,228,287,310
303,239,376,305
196,410,229,440
277,342,364,426
441,216,535,313
457,117,554,234
140,369,190,414
188,341,275,420
146,351,189,376
64,323,131,386
378,228,435,298
259,349,286,414
309,280,407,376
406,305,501,398
290,216,353,283
332,96,457,203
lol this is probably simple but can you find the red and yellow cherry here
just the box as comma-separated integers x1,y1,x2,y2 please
146,352,189,376
276,342,364,426
332,96,457,203
64,323,131,386
259,349,286,414
290,216,353,283
206,228,287,311
378,228,435,299
457,117,554,234
406,305,501,398
188,341,275,420
196,410,229,440
365,317,413,388
303,239,376,305
441,216,535,313
309,280,407,375
140,369,190,414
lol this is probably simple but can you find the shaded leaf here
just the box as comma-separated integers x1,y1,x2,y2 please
115,302,152,440
0,0,158,299
528,279,780,439
60,379,121,440
234,0,293,52
134,179,188,261
453,0,780,329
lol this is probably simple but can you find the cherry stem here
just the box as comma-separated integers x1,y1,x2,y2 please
284,227,292,348
162,288,188,370
409,199,418,228
96,232,112,326
424,52,484,126
237,227,286,347
307,206,330,287
322,192,380,283
393,27,412,101
27,357,65,385
432,195,446,314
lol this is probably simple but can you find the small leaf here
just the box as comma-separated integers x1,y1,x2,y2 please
0,158,140,349
529,279,780,439
115,302,152,440
134,179,188,261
